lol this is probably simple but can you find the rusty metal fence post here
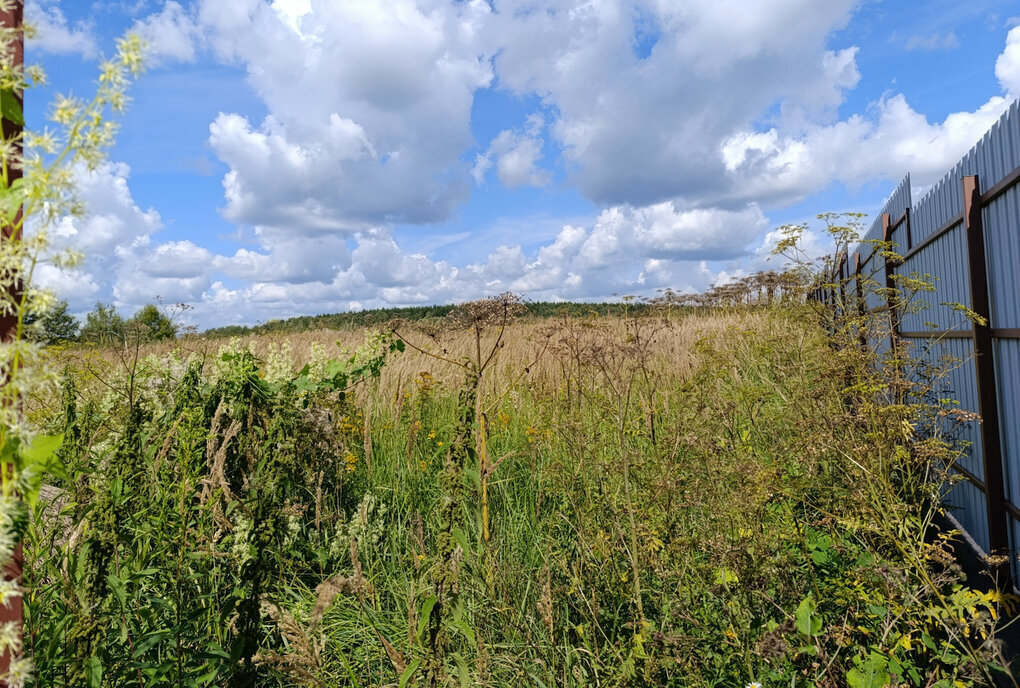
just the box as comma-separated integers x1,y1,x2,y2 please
854,252,868,352
0,2,23,684
881,213,900,357
962,175,1011,587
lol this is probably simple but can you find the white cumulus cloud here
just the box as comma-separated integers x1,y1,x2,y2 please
996,25,1020,96
132,1,203,64
198,0,494,232
27,3,97,58
474,114,550,188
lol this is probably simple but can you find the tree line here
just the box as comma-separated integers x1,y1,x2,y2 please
32,301,179,346
36,270,805,345
201,301,662,337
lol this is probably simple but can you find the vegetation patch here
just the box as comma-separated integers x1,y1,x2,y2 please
21,285,1019,686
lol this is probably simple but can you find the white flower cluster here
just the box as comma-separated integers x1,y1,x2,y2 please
208,338,246,385
351,330,388,370
307,341,330,382
327,491,389,561
230,514,255,566
0,497,20,579
282,513,302,551
141,351,190,390
0,496,27,688
263,340,294,386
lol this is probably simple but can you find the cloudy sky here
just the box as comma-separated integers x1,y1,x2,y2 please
26,0,1020,328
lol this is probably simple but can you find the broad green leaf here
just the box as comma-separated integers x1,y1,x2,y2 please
453,617,476,648
18,433,65,506
452,527,471,558
85,655,103,688
453,652,470,688
19,434,63,464
417,595,437,640
795,595,821,636
197,668,219,685
1,88,24,127
0,435,18,463
133,629,172,657
21,433,65,475
713,567,738,585
846,652,891,688
293,376,318,394
0,178,24,219
106,573,127,610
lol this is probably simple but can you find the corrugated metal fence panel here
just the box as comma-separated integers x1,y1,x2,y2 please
864,279,885,313
844,99,1020,565
966,101,1020,579
857,179,903,283
969,101,1020,331
896,225,970,333
997,339,1020,511
1001,333,1020,581
870,329,892,361
931,337,984,482
983,185,1020,329
947,478,990,555
1012,518,1020,574
971,99,1020,185
862,204,886,313
912,164,965,245
885,175,912,231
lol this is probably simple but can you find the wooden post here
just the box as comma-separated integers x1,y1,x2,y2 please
0,2,23,684
962,175,1011,587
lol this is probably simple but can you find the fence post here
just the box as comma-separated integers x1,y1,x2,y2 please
904,207,912,251
838,253,847,325
854,252,868,352
0,2,23,684
881,213,900,357
962,175,1011,587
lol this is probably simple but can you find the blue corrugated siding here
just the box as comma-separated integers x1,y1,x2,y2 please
904,336,985,481
946,478,990,554
984,186,1020,329
997,339,1020,509
896,225,969,333
1012,516,1020,568
848,98,1020,571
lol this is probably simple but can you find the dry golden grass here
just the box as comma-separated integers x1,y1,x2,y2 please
52,309,776,415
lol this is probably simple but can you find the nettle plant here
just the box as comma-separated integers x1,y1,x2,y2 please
0,15,144,686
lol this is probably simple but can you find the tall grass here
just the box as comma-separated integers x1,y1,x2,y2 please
23,297,1018,687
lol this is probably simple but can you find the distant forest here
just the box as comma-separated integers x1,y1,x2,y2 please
202,271,804,338
201,301,657,337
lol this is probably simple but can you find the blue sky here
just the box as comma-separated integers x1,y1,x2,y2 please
26,0,1020,328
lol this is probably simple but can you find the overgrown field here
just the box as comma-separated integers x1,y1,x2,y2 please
23,301,1018,687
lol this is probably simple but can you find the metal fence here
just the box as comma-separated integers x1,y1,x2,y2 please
835,99,1020,583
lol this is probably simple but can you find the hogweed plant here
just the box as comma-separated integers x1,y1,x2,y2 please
389,293,530,686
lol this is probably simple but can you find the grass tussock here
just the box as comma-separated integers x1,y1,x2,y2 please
23,299,1018,687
